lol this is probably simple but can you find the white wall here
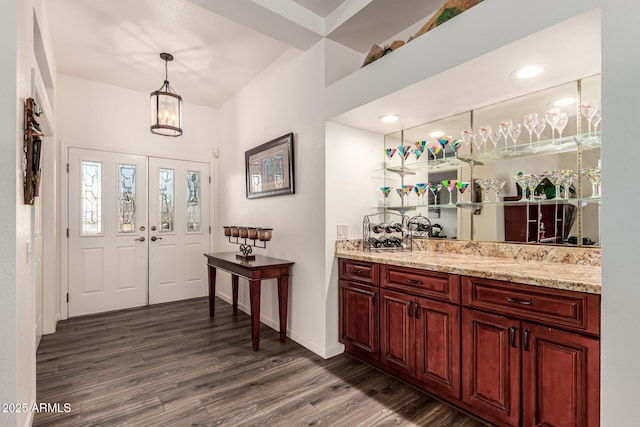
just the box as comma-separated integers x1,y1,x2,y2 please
216,43,330,355
56,74,218,320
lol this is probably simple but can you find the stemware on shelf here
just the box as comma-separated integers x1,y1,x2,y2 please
456,181,469,203
533,120,546,144
427,145,441,159
545,107,560,143
442,179,458,205
415,140,427,153
490,178,506,202
510,124,522,151
555,112,568,141
397,145,412,161
512,174,530,201
396,188,403,202
414,183,428,204
385,148,397,159
523,113,539,145
498,120,513,151
401,184,414,204
545,169,573,199
592,112,601,136
461,130,474,147
526,174,545,202
413,148,423,160
380,186,392,201
429,183,440,205
489,131,500,151
476,178,493,202
580,101,599,137
450,139,462,158
561,172,577,199
580,167,602,198
438,136,451,160
478,125,492,152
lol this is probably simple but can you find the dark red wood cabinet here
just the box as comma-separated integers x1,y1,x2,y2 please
504,198,566,244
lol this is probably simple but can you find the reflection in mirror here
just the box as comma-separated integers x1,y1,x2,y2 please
380,75,601,247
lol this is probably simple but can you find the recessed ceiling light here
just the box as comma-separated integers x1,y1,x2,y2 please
378,114,400,123
511,64,545,79
551,97,576,107
430,131,444,138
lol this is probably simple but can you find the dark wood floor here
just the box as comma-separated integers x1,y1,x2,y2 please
35,297,488,427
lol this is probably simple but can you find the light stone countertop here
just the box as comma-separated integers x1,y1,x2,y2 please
336,248,601,295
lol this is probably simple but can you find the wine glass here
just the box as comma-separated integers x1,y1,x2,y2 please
489,131,501,151
476,178,493,202
456,181,469,202
385,148,397,159
461,130,474,147
533,120,546,144
555,112,568,142
545,107,560,143
580,167,602,198
512,174,530,201
545,169,572,199
472,132,483,152
442,179,458,205
438,136,451,160
478,126,492,152
580,101,599,137
429,183,440,205
490,178,506,202
527,174,545,201
510,124,522,151
592,112,601,136
498,121,513,151
523,113,539,145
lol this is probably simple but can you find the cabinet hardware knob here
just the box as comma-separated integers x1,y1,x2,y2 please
510,326,517,348
524,328,530,351
407,279,423,285
507,297,534,306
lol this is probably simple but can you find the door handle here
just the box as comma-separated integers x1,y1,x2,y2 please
151,236,163,242
134,237,145,242
510,326,517,348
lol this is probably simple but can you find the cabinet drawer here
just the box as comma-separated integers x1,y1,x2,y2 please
381,265,460,303
462,276,600,336
339,259,379,285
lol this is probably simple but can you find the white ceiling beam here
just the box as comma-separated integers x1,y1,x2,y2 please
251,0,324,35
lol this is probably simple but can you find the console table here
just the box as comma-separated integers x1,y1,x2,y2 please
204,252,294,350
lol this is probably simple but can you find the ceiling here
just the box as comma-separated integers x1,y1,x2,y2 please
291,0,346,17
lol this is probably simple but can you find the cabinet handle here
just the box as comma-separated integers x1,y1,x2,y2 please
524,328,530,352
407,279,423,285
507,297,534,306
372,294,376,307
415,303,420,319
352,269,363,274
407,301,413,317
510,326,517,348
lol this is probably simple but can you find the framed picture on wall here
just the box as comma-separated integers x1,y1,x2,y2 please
245,133,295,199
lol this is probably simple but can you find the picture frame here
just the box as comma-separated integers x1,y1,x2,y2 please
245,133,295,199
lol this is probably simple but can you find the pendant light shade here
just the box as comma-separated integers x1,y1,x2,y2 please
150,53,182,137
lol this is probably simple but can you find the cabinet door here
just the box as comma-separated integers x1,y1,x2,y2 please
380,289,414,377
414,297,461,400
462,308,520,427
338,280,379,362
521,322,600,427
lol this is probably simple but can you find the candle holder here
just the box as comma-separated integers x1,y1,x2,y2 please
223,226,273,260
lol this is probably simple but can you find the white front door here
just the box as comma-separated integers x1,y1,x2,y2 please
68,148,149,316
148,157,210,304
68,149,210,316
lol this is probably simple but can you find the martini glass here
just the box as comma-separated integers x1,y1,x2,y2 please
545,107,560,143
561,173,577,199
580,101,599,137
429,183,440,205
510,124,522,151
555,112,568,142
490,178,506,202
396,188,403,203
428,145,441,160
461,130,474,147
476,178,493,202
438,136,451,160
498,120,513,151
580,167,602,198
397,145,412,161
456,181,469,203
450,140,462,159
414,183,428,204
478,126,492,152
527,174,545,202
545,169,572,199
442,179,458,205
512,174,530,201
385,148,397,159
533,120,546,144
413,149,423,160
523,113,539,145
415,140,427,153
402,184,414,204
380,186,392,201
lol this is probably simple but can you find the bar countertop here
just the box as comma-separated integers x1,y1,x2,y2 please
336,245,601,295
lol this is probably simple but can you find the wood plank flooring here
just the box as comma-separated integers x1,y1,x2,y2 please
35,297,488,427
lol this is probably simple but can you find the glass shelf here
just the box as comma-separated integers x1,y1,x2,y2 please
457,133,601,164
455,196,601,208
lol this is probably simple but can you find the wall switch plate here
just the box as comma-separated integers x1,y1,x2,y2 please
337,224,348,240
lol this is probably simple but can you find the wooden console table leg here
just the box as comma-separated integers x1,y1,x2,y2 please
232,274,239,314
249,280,261,351
277,275,289,343
208,265,217,318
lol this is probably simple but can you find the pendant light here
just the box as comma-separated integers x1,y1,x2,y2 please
150,52,182,137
